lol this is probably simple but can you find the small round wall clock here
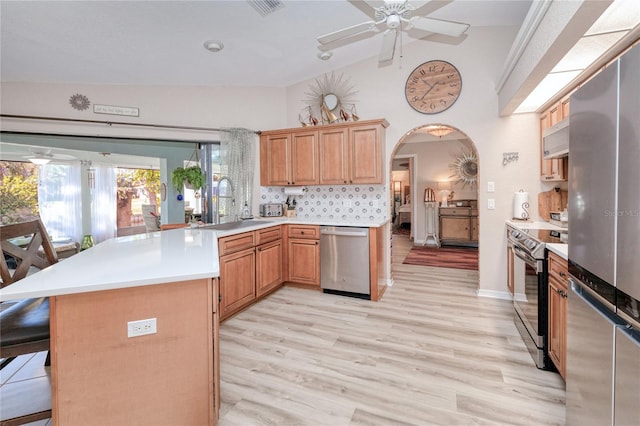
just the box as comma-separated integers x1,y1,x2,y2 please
405,60,462,114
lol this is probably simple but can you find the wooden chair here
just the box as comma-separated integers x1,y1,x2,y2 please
160,223,189,231
1,219,58,424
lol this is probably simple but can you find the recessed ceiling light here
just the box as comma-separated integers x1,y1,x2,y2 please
204,40,224,53
317,51,333,61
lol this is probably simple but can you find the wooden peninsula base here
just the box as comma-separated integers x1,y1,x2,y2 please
50,278,219,425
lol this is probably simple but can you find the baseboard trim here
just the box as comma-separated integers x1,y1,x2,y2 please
476,289,513,300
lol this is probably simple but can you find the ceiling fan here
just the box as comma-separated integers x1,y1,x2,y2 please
18,148,76,164
317,0,470,63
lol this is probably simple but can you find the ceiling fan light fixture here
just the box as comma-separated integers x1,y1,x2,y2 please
203,40,224,53
426,125,455,138
387,14,401,29
29,157,51,165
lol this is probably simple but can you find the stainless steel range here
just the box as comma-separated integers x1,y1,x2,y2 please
507,225,568,370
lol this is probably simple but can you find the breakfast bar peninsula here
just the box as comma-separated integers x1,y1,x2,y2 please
0,229,221,425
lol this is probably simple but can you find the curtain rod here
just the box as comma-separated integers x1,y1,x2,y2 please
0,114,261,135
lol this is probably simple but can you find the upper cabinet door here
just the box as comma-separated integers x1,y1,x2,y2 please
349,124,383,184
260,133,290,186
318,128,349,185
290,131,319,185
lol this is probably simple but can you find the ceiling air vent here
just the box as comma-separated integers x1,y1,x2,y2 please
248,0,284,17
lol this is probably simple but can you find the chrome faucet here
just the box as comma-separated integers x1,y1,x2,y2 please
213,176,235,224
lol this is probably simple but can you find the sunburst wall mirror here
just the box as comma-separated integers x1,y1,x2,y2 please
302,72,358,126
449,150,478,188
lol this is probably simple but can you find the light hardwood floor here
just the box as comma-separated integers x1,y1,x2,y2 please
218,234,565,425
1,234,565,425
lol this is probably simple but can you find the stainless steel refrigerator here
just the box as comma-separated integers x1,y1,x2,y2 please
567,43,640,426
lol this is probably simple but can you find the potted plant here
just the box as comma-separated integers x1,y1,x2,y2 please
171,165,205,193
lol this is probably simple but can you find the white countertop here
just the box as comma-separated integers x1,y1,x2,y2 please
0,229,220,302
506,219,567,231
546,243,568,260
1,218,388,302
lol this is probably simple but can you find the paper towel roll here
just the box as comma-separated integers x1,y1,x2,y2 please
513,190,530,220
284,186,307,196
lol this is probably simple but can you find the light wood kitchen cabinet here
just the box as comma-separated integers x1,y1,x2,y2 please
219,226,284,320
256,226,284,297
548,251,568,379
261,119,388,186
285,224,320,288
540,100,569,182
347,123,384,184
260,130,319,186
218,246,256,320
439,206,478,246
318,127,349,184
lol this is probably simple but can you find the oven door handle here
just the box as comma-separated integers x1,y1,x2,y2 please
511,243,544,274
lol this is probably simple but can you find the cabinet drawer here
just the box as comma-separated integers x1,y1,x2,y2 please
439,207,471,216
256,225,282,245
548,252,568,285
287,225,319,239
218,231,256,256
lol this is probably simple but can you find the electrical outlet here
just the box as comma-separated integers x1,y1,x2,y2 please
488,199,496,210
127,318,157,338
487,181,495,193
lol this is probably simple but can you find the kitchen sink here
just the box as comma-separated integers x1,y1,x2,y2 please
201,220,272,231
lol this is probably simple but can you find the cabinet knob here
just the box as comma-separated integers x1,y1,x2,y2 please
301,231,304,235
344,180,347,184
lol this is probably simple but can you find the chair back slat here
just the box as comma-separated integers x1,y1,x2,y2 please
0,219,59,288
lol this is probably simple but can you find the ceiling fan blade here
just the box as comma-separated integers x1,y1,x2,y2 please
317,20,377,45
348,0,383,19
410,16,469,37
378,29,397,63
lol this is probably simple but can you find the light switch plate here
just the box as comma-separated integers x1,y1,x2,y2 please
488,199,496,210
487,181,495,193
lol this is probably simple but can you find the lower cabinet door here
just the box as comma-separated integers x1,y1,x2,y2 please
288,239,320,287
219,247,256,319
548,276,567,378
256,240,283,297
440,216,470,242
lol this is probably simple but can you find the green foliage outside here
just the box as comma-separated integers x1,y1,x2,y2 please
117,168,160,205
0,161,39,224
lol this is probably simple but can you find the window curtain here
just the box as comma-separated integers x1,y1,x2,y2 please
38,163,82,242
219,128,256,218
91,166,117,243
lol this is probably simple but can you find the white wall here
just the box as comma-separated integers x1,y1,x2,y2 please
0,26,546,295
285,26,543,296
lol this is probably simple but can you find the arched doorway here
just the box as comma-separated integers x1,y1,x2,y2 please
389,123,480,286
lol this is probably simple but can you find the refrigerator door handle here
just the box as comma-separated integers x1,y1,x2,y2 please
570,279,624,326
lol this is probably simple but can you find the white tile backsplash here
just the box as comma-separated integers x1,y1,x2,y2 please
259,185,389,222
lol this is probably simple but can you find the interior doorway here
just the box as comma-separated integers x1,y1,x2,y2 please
389,124,480,280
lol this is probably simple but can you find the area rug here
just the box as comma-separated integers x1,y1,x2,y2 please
402,245,478,270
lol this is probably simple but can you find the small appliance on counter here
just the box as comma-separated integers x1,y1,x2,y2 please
549,210,568,228
259,203,284,217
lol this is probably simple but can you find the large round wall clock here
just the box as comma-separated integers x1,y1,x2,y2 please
405,60,462,114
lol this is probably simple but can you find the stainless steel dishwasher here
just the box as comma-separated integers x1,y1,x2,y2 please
320,226,370,299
